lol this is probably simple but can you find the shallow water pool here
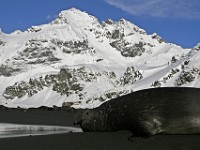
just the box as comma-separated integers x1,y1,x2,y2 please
0,123,82,138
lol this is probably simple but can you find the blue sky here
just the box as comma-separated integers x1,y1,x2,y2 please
0,0,199,48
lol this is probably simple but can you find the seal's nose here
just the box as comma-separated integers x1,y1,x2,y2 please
73,119,81,125
73,121,78,125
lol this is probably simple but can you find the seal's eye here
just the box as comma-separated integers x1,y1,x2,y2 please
86,112,89,115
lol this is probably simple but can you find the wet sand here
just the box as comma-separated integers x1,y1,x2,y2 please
0,106,200,150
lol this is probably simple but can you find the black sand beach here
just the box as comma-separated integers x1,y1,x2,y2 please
0,106,200,150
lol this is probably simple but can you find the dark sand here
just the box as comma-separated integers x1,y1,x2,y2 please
0,106,200,150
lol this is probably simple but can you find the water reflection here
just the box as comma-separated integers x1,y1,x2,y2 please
0,123,82,138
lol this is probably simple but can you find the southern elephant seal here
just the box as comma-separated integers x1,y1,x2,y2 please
74,87,200,137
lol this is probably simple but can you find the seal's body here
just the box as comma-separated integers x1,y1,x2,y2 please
74,87,200,137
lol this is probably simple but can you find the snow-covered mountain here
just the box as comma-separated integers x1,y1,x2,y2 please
0,8,199,108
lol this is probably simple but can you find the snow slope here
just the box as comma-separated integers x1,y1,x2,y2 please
0,8,199,108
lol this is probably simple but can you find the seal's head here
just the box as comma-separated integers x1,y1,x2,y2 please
74,109,93,124
74,108,108,132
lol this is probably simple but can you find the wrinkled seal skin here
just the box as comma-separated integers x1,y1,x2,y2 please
74,87,200,137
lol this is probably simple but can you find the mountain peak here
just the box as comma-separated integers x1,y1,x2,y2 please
52,8,98,25
194,43,200,50
0,28,3,34
59,7,85,16
65,7,83,13
11,30,23,35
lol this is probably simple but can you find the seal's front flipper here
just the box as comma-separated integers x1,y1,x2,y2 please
128,134,136,142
